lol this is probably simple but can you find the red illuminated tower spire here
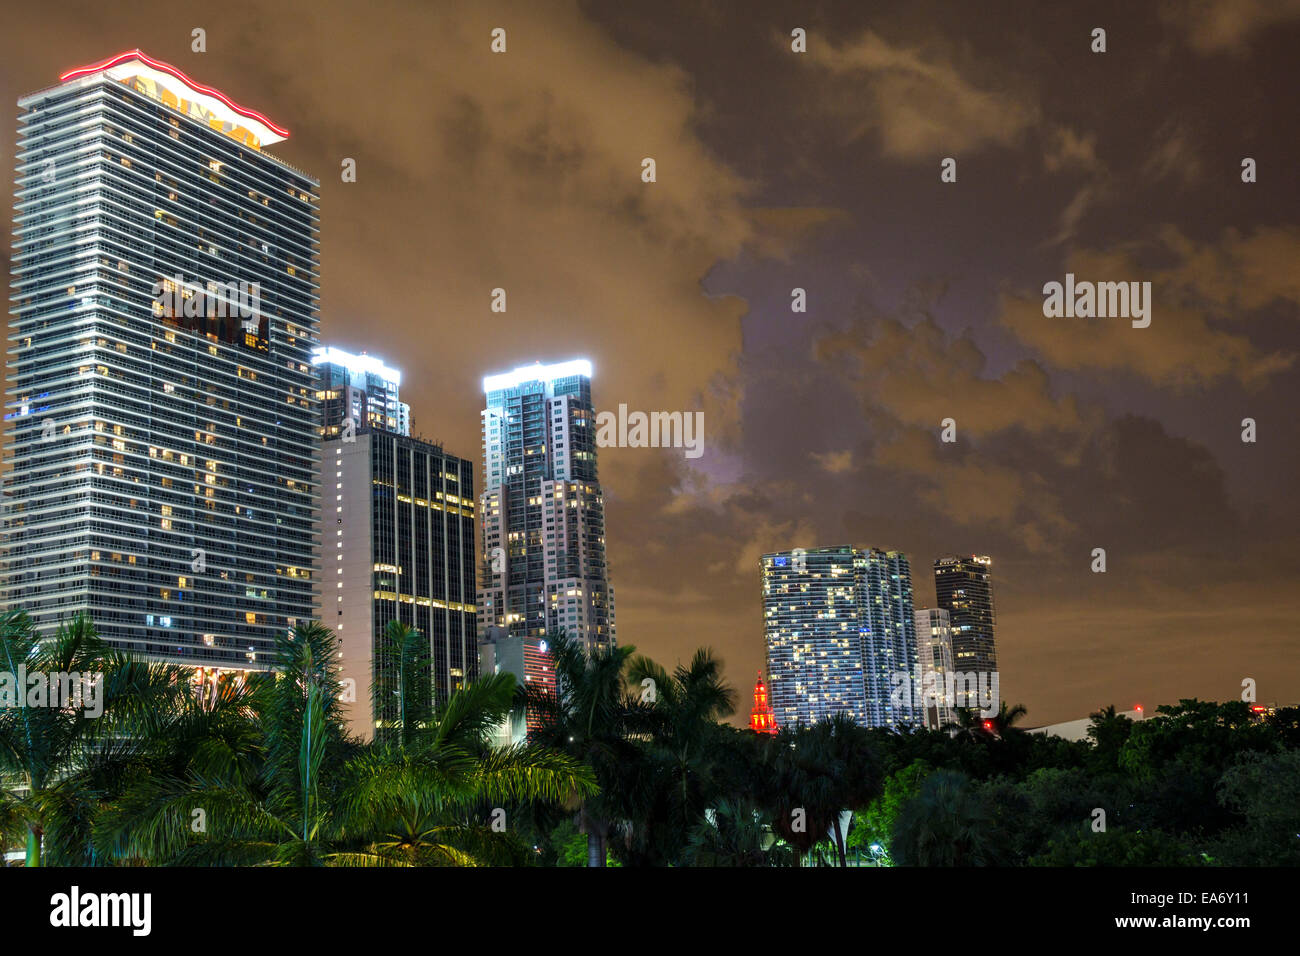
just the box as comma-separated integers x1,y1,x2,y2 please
750,673,778,734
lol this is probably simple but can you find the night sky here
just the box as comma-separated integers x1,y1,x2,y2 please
5,0,1298,725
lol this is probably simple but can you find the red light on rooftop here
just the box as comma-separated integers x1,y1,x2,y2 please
60,50,290,137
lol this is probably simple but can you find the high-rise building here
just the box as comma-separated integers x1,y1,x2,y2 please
4,51,319,667
761,546,920,729
914,607,956,730
933,554,997,680
478,360,614,650
749,673,778,734
477,624,556,745
321,348,476,739
311,345,407,439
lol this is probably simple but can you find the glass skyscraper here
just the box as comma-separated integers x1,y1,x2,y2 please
4,51,319,668
311,345,408,439
478,360,614,650
761,546,921,729
317,346,476,738
933,554,998,680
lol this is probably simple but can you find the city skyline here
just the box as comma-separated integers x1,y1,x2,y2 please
3,2,1298,727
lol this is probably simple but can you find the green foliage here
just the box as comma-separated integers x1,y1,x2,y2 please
4,608,1298,868
850,759,932,855
891,770,997,866
1030,827,1202,866
1210,749,1300,865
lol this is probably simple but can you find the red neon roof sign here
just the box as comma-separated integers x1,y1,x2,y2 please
59,50,289,138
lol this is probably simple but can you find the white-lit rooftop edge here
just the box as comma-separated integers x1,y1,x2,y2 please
312,345,401,385
482,359,593,393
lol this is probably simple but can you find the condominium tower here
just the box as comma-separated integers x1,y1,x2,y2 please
5,51,319,667
761,546,921,729
914,607,957,730
312,344,408,440
933,555,998,679
317,346,476,738
478,360,614,650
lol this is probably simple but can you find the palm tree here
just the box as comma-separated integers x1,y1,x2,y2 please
991,701,1029,735
759,724,841,867
371,620,433,748
98,621,351,865
0,610,188,866
1086,704,1133,774
336,631,597,866
812,713,881,866
100,620,595,866
891,769,995,866
524,629,637,866
943,701,1028,740
623,647,736,862
683,798,792,867
941,706,985,741
756,714,881,867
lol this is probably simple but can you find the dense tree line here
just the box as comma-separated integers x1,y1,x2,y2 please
3,612,1296,866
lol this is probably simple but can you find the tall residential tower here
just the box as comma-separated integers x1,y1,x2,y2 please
914,607,957,730
761,546,920,730
5,51,319,668
933,555,998,681
478,360,614,651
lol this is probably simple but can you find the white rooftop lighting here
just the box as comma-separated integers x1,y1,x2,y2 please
311,346,401,385
482,359,593,393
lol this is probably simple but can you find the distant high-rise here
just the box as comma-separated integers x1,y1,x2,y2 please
321,348,475,738
933,555,997,679
914,607,956,730
478,625,556,745
478,360,614,650
761,546,920,729
4,51,318,667
312,345,408,438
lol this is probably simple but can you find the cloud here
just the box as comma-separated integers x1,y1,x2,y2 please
1000,231,1299,388
816,316,1086,436
1165,0,1300,54
1141,120,1203,188
1044,126,1101,174
803,29,1038,158
811,449,854,473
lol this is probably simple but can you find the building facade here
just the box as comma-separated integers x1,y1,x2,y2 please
914,607,956,730
312,345,407,440
933,554,998,681
761,546,921,730
319,348,475,738
477,360,614,650
477,624,556,745
4,51,319,668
